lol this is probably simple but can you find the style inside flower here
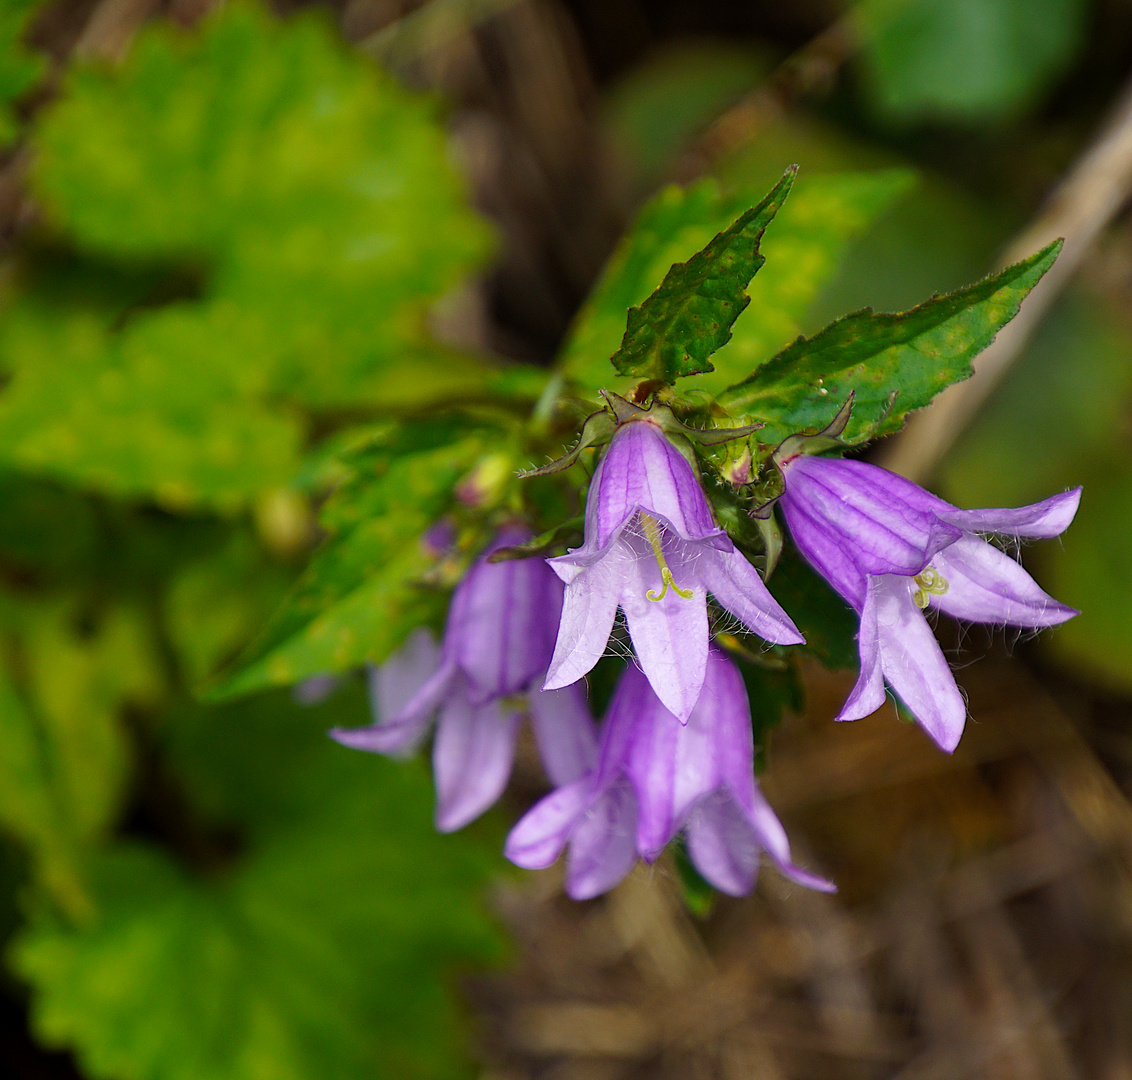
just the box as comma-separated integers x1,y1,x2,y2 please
544,418,803,723
331,525,597,831
777,453,1081,752
508,644,834,900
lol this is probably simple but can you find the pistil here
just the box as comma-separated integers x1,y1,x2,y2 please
912,566,949,609
640,513,694,601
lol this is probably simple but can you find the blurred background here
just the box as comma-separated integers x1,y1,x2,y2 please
2,0,1132,1078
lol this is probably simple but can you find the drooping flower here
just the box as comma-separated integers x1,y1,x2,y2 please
777,453,1080,752
543,419,803,722
331,525,597,831
508,644,833,899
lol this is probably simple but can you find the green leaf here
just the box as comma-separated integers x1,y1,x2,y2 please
765,547,859,672
0,598,165,917
0,0,44,146
609,167,796,382
0,1,494,510
211,431,482,699
717,239,1061,447
561,169,911,396
13,689,505,1080
857,0,1086,122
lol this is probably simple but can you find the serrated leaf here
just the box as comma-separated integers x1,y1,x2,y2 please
609,166,796,382
1,2,494,510
718,239,1061,446
211,433,482,699
561,169,911,396
13,690,505,1080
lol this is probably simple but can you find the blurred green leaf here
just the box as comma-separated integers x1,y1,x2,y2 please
561,169,911,396
0,1,493,510
608,167,795,382
13,689,505,1080
212,430,482,699
718,239,1061,447
856,0,1086,122
0,598,164,916
0,0,44,145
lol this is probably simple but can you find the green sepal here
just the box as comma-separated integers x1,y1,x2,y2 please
609,166,797,382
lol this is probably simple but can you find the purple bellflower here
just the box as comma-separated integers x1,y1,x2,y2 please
331,525,597,831
507,644,834,900
543,419,803,723
777,453,1081,752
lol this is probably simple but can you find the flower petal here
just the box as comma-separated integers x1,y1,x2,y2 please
583,421,725,554
504,777,592,869
565,778,639,900
870,574,967,752
433,696,520,832
931,535,1078,628
936,487,1081,539
447,533,562,702
782,456,959,576
542,546,625,691
529,682,598,786
699,545,805,645
685,790,759,896
837,577,887,723
745,784,836,892
368,626,441,721
619,534,709,723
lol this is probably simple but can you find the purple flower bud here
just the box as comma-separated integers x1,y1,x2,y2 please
544,420,803,723
507,645,833,900
778,454,1081,752
332,526,597,831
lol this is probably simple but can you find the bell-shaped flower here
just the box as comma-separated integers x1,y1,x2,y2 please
777,453,1080,752
507,644,833,899
331,525,597,831
544,419,803,723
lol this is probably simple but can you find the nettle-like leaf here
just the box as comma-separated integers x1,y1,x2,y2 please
0,598,165,917
562,168,911,395
211,428,482,700
0,1,492,510
718,239,1061,447
13,689,505,1080
608,166,796,382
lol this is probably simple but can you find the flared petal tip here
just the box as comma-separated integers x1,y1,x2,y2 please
780,863,838,893
328,724,418,756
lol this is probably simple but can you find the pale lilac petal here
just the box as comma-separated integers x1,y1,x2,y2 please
368,627,441,721
870,575,966,753
837,578,887,722
745,785,836,892
781,496,869,609
937,487,1081,539
565,778,639,900
583,421,724,554
619,536,708,723
433,696,521,831
383,657,456,728
328,709,432,758
685,790,760,895
783,456,959,576
330,650,453,757
529,683,598,785
294,673,343,706
699,545,805,645
543,547,625,691
931,535,1079,628
448,532,562,702
504,778,591,869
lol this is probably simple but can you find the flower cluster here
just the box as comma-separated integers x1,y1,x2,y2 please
332,412,1079,898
